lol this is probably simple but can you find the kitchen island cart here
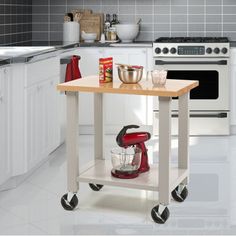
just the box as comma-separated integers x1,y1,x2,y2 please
57,76,198,224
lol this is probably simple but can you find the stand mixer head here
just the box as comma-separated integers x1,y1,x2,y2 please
111,125,151,179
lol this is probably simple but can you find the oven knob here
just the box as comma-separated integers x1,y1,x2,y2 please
214,47,220,54
170,47,177,54
155,47,161,54
221,47,228,54
163,48,169,54
206,47,212,54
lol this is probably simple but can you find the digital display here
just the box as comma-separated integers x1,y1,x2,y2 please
178,46,205,55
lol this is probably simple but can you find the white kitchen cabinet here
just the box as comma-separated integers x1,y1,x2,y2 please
230,49,236,126
26,76,60,169
24,57,61,170
25,80,48,169
10,57,61,178
0,66,11,185
47,77,60,153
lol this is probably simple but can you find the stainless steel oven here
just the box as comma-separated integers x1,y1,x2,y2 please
153,37,230,135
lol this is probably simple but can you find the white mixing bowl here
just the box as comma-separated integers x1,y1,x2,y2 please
81,31,97,43
115,24,139,43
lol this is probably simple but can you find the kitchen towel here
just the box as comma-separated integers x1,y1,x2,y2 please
65,55,82,82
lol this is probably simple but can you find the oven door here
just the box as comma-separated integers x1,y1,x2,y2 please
153,57,229,111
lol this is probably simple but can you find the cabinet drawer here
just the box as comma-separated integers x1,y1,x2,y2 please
25,57,60,87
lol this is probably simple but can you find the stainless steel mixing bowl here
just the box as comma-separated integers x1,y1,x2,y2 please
117,66,143,84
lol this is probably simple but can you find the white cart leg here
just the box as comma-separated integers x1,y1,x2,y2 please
158,96,172,205
94,93,104,161
66,92,79,193
178,92,189,185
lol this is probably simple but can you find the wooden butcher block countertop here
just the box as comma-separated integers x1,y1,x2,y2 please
57,76,199,97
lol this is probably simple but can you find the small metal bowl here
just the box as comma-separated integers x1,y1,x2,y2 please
118,66,143,84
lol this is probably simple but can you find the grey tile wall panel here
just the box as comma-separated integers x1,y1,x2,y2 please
50,0,65,5
223,0,236,5
171,24,188,32
84,5,102,13
223,24,236,31
84,0,101,6
68,0,83,5
188,24,205,31
50,23,63,32
136,31,154,41
206,32,222,37
101,5,117,14
154,0,171,6
188,0,205,5
140,24,153,32
1,0,32,45
136,5,153,15
118,14,135,24
206,15,222,23
154,6,170,14
223,6,236,14
154,15,170,23
119,0,136,5
50,6,66,14
136,15,153,24
119,6,135,15
171,15,187,23
188,6,204,14
206,0,221,5
30,0,236,42
206,24,222,32
50,31,63,41
136,0,153,5
154,23,170,31
188,32,205,37
171,31,188,37
206,6,222,14
172,0,188,5
102,0,118,5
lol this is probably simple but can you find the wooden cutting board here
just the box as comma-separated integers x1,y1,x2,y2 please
80,13,104,41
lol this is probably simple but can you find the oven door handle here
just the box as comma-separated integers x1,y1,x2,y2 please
171,113,228,118
155,60,227,65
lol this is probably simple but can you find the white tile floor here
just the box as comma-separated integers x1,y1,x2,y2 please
1,135,236,235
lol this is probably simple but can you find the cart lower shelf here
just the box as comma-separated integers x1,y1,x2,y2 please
78,160,188,192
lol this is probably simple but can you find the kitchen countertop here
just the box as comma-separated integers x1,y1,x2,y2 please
0,41,153,64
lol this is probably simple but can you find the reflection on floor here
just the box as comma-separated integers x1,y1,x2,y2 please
0,135,236,235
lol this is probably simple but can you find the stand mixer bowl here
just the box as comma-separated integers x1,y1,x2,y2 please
111,147,142,178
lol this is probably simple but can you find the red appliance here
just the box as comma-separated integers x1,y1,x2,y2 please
65,55,82,82
111,125,151,179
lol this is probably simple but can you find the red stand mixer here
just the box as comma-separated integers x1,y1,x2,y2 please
111,125,151,179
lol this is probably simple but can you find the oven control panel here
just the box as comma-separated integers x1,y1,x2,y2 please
153,43,230,58
178,46,205,55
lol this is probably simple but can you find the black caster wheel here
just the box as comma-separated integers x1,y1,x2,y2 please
171,184,188,202
61,193,78,211
151,205,170,224
89,183,104,191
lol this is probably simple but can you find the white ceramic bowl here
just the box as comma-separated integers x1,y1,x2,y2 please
81,32,97,43
115,24,139,42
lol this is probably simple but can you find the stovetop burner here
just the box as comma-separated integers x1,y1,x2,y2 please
155,37,229,43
